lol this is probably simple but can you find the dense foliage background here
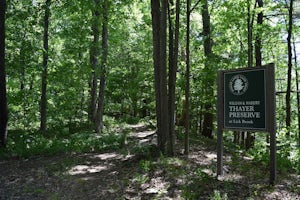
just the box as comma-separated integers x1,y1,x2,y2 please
1,0,300,170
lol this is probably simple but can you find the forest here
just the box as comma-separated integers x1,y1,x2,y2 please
0,0,300,199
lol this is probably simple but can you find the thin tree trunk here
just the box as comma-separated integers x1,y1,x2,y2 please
78,52,85,123
255,0,263,67
293,38,300,145
168,2,175,155
244,0,255,148
247,0,253,68
168,0,180,156
88,0,100,123
40,0,50,134
246,0,263,150
173,0,180,151
95,0,108,134
286,0,293,136
201,0,213,139
185,0,190,154
20,38,27,129
0,0,8,147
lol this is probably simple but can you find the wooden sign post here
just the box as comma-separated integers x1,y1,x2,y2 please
217,63,276,185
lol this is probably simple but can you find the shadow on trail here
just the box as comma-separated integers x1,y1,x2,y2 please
0,125,300,199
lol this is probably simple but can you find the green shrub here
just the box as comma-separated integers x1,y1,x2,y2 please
0,130,125,159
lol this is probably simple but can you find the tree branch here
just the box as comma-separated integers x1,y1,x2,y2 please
190,0,201,13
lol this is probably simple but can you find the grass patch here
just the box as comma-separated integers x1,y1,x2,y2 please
0,130,126,159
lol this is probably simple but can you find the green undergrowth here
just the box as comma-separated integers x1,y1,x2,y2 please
0,130,127,159
223,129,300,174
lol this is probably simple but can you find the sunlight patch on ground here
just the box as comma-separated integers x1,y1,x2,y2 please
189,152,217,166
224,155,232,163
129,130,156,138
92,152,123,160
242,156,253,161
68,165,108,175
218,173,245,182
127,123,145,129
205,153,217,160
143,177,170,195
264,190,294,200
126,174,173,199
201,168,215,176
90,152,135,162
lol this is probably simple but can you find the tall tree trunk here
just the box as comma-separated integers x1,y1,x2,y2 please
0,0,8,147
255,0,263,67
246,0,263,149
286,0,293,136
247,0,253,68
151,0,169,153
78,52,85,123
185,0,190,154
159,0,169,153
20,37,27,129
168,0,180,156
95,0,108,134
88,0,100,123
151,0,162,150
244,0,255,148
201,0,213,139
40,0,50,134
294,38,300,146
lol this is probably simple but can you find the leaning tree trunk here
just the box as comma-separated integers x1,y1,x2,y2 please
40,0,50,134
0,0,8,147
95,0,108,134
286,0,293,136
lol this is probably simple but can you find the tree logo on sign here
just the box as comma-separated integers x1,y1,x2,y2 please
229,74,248,95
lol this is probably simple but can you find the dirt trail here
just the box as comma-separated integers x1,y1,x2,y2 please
0,126,300,199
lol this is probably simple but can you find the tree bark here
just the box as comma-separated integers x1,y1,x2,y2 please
0,0,8,147
40,0,50,134
20,36,27,129
95,0,108,134
255,0,263,67
246,0,264,150
151,0,162,149
88,0,101,123
159,0,169,153
151,0,169,153
185,0,191,154
286,0,293,136
201,0,213,139
168,0,180,156
244,0,255,148
294,38,300,145
247,0,253,68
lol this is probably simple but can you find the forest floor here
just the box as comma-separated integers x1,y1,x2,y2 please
0,124,300,200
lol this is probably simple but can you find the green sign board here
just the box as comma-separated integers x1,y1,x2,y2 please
217,64,276,185
224,68,266,130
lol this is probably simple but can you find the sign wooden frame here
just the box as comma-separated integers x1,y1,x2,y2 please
217,63,276,185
